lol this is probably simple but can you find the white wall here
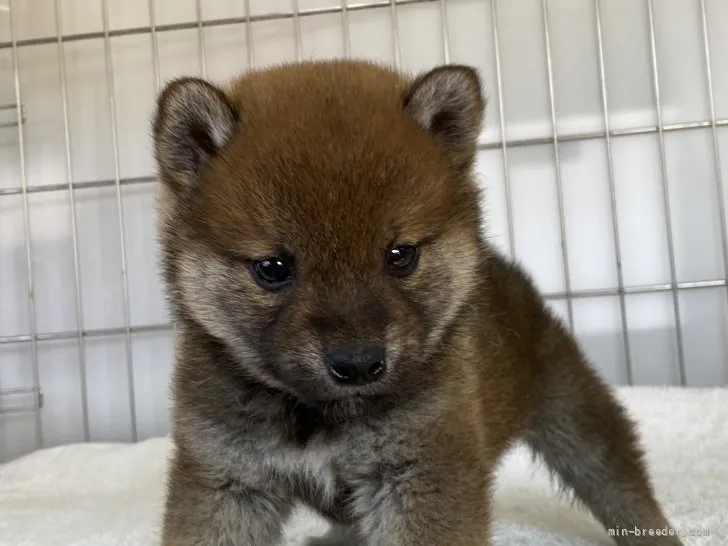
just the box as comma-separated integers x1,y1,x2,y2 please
1,0,727,462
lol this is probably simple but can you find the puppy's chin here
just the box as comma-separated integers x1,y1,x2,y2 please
278,379,400,422
293,378,398,405
309,394,397,423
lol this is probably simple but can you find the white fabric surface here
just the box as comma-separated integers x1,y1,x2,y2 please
0,386,725,545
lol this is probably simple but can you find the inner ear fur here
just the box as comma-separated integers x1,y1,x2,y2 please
403,65,485,170
152,77,238,191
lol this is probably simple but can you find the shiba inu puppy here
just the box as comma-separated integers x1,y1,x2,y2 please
153,59,680,545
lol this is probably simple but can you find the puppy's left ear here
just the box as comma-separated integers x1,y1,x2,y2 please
152,77,238,192
403,65,485,170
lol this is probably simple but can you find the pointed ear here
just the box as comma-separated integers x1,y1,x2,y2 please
403,65,485,170
152,77,238,190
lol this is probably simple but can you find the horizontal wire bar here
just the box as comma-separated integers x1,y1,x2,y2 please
0,103,26,127
0,175,154,197
488,117,728,149
0,322,172,346
0,387,43,415
0,0,438,50
0,279,725,347
2,117,727,198
0,386,39,395
0,406,41,415
546,278,727,300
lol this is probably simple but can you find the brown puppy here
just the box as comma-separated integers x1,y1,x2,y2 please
153,59,681,546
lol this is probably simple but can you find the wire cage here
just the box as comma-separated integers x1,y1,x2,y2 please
0,0,727,463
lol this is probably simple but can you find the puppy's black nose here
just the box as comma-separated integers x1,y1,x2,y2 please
325,346,386,385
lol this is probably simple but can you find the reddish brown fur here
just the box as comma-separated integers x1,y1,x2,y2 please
154,60,681,545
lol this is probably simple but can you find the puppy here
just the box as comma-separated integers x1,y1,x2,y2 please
153,59,681,545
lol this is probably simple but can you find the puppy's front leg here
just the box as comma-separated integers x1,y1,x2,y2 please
161,465,293,546
523,316,682,545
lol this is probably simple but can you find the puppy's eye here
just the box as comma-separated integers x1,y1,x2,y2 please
386,244,419,277
250,256,294,290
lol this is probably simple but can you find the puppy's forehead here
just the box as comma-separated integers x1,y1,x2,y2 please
196,62,458,255
229,60,409,130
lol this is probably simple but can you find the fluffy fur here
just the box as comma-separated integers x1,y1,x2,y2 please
153,59,681,545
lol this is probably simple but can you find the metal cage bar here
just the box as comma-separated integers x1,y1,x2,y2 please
53,0,91,439
196,0,208,77
699,0,728,300
0,387,43,414
541,0,574,331
0,102,26,127
340,0,352,58
389,0,402,68
148,0,162,91
293,0,304,61
490,0,516,260
594,0,634,384
244,0,255,69
7,0,43,446
439,0,450,64
100,0,138,440
645,0,687,386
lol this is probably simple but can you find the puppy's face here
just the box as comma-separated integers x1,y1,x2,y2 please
154,61,486,406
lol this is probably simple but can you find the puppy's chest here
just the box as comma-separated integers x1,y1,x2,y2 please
233,398,428,505
277,423,421,512
278,428,372,489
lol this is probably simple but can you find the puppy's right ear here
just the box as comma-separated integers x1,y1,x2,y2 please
152,77,238,191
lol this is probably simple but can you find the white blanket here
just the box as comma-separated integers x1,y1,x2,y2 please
0,387,725,545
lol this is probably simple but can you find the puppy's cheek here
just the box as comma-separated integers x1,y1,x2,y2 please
178,250,275,349
416,245,479,350
178,250,240,341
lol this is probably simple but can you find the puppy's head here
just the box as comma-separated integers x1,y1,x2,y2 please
154,60,486,408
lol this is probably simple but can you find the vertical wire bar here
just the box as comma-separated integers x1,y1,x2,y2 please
292,0,303,61
594,0,633,384
8,0,43,448
645,0,687,386
244,0,255,69
147,0,161,91
100,0,138,440
699,0,728,290
541,0,575,331
147,1,175,343
439,0,450,64
340,0,351,58
54,0,91,438
195,0,207,78
491,0,516,259
389,0,401,68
